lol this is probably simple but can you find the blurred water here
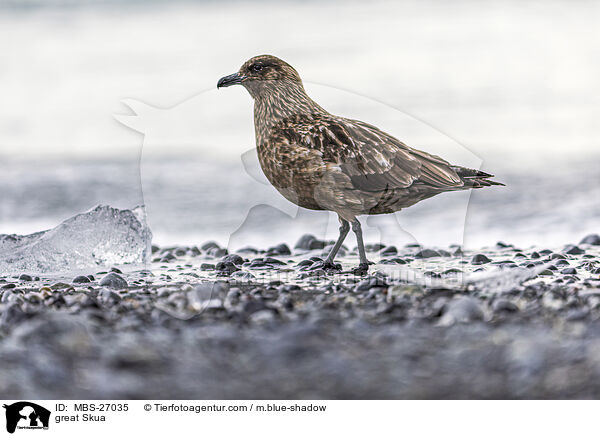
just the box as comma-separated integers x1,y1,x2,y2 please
1,0,599,249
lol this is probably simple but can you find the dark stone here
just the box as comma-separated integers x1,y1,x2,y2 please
379,257,407,265
201,241,221,251
264,257,286,265
215,261,240,274
561,268,577,275
266,243,291,256
160,253,176,262
424,271,441,278
18,274,33,281
73,275,91,284
380,246,398,256
365,243,385,252
174,248,187,257
111,267,123,274
200,263,216,271
564,245,585,255
248,259,269,269
452,247,464,256
297,259,314,267
99,272,128,289
308,261,341,271
309,239,327,250
471,254,492,265
580,234,600,246
221,254,244,265
207,247,228,257
294,234,325,250
236,246,259,254
415,249,441,259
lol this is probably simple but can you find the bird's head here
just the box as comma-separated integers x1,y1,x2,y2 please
217,55,303,99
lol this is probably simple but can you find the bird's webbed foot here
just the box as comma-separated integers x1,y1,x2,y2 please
321,261,342,272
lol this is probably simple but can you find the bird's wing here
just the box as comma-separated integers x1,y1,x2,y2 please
277,115,464,192
343,119,464,191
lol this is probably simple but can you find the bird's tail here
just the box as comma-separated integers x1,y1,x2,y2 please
452,166,505,188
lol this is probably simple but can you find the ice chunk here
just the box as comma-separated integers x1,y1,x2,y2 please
0,205,152,274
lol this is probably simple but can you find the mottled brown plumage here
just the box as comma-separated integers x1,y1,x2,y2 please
218,55,503,273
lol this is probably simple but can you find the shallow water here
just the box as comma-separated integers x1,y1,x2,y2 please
2,154,598,251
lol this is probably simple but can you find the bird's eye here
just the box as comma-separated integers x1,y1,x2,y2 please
252,64,263,72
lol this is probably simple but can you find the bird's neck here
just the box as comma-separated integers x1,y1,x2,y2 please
253,82,327,143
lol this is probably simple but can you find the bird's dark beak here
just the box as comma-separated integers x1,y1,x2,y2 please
217,72,244,89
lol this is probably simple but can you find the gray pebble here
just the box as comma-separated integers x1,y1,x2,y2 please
472,254,492,265
221,254,244,265
294,234,325,250
215,261,240,274
73,275,91,284
415,249,441,258
267,243,291,256
201,241,220,251
580,234,600,246
99,273,128,289
380,246,398,256
564,245,585,255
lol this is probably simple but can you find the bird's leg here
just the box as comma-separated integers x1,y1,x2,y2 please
351,219,369,274
323,219,349,270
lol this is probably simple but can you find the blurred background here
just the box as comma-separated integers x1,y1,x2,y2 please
1,0,599,250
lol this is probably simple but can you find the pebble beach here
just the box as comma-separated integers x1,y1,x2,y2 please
2,233,600,399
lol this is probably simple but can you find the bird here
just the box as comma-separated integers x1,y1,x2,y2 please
217,55,503,274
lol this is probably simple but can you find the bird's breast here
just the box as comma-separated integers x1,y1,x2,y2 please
255,135,328,211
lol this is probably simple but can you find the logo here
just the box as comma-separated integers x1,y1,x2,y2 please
3,402,50,434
